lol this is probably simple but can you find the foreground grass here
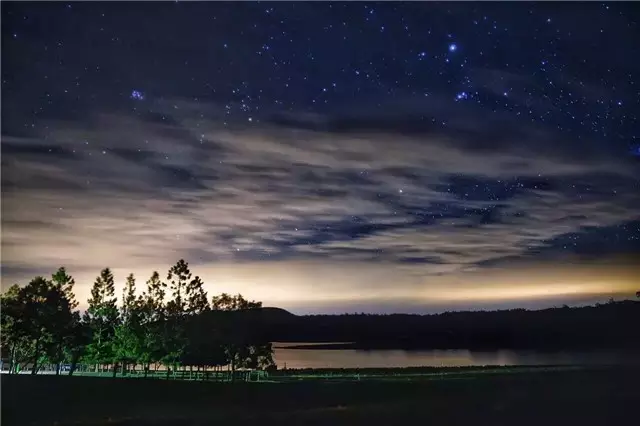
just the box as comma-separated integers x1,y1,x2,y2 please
3,366,640,425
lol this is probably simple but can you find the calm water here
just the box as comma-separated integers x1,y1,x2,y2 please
273,343,639,369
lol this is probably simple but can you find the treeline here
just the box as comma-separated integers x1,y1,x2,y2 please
260,301,640,350
0,260,274,377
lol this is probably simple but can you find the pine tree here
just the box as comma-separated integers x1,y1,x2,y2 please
186,275,209,315
51,267,78,310
48,268,80,375
162,260,197,375
166,259,191,316
138,271,166,377
114,273,141,375
143,271,166,314
84,268,119,374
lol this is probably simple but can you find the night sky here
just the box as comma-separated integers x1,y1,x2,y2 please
2,2,639,314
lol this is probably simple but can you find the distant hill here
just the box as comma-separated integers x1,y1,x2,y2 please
259,307,297,319
232,301,640,351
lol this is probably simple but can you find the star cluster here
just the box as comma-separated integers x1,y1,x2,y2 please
2,2,639,312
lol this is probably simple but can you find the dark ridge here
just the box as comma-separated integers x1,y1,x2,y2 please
237,301,640,351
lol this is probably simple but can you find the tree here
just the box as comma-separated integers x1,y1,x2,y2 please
209,293,273,380
21,277,55,374
114,273,142,375
0,285,31,374
211,293,261,311
3,277,77,375
51,267,78,310
2,274,80,376
1,261,274,381
137,271,166,377
181,312,226,379
121,273,138,320
48,267,80,375
63,314,90,376
186,275,209,315
166,259,191,316
84,268,119,375
162,260,196,376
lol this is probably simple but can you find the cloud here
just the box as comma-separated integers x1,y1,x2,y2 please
2,97,639,310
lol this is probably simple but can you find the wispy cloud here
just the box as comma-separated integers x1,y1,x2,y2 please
2,97,639,310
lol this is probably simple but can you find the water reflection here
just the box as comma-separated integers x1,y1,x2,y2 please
273,344,640,369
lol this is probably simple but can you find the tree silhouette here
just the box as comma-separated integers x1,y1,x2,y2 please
163,260,194,376
4,260,638,381
212,293,262,311
48,267,80,374
1,261,277,380
51,267,78,310
64,314,90,376
84,268,119,375
46,285,79,375
166,259,191,316
0,278,77,374
208,293,272,380
0,284,30,374
114,273,142,375
186,276,209,315
27,277,74,374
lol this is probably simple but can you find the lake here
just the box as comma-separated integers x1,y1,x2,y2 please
273,343,640,369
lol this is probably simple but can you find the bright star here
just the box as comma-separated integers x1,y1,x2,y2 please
448,43,457,52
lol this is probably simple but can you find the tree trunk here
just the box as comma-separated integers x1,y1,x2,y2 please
56,362,61,375
68,356,77,376
31,338,41,375
112,362,118,377
9,345,16,374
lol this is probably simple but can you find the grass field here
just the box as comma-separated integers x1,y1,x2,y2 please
3,366,640,425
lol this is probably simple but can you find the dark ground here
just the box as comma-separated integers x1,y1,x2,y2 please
3,367,640,426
